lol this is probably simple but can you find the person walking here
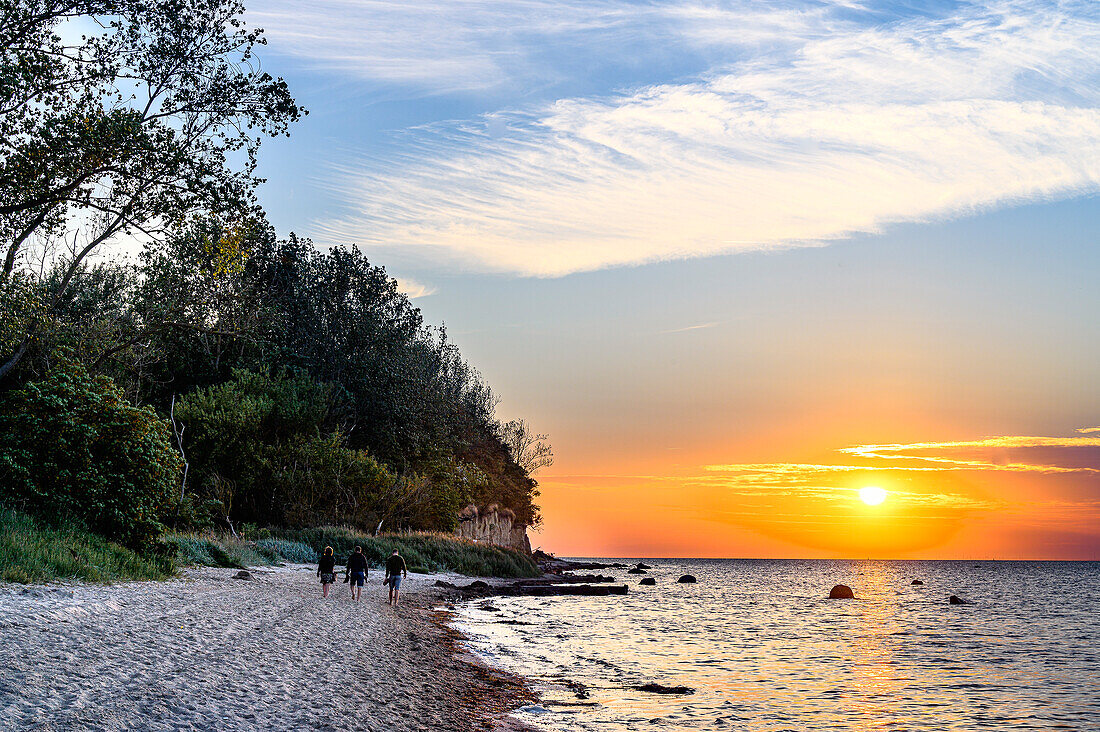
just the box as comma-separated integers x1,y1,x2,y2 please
317,546,337,598
346,546,369,602
385,549,407,606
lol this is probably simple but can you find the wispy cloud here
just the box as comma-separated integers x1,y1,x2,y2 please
394,276,437,299
658,321,719,334
252,0,845,94
306,0,1100,276
841,434,1100,473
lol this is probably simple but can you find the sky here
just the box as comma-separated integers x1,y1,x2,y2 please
243,0,1099,559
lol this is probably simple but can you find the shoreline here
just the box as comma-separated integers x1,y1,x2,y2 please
0,564,538,731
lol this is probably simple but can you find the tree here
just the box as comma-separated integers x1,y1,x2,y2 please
500,419,554,474
0,0,302,381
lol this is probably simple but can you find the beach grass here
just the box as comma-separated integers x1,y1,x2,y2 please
2,513,537,582
274,526,540,577
0,510,175,584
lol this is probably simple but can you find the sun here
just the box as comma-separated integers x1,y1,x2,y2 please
859,486,888,506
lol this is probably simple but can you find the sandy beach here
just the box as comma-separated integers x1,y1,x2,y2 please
0,565,533,731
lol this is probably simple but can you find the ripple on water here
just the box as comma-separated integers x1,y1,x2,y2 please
455,559,1100,732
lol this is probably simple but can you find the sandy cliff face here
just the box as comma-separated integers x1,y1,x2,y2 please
455,504,530,552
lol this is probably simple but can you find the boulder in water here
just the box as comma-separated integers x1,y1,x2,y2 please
634,683,695,695
829,584,854,599
677,575,697,584
949,595,967,605
911,580,924,586
627,568,646,574
639,577,656,586
636,563,652,570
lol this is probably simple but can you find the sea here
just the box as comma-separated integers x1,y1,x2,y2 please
453,559,1100,731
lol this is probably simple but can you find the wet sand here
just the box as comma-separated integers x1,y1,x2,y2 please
0,565,534,731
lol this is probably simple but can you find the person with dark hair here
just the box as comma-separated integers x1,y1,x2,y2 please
385,549,407,606
346,546,368,602
317,546,336,598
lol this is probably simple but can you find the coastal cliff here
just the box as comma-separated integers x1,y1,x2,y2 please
455,504,532,553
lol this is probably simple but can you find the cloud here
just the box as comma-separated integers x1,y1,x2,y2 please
394,277,437,299
310,0,1100,276
841,434,1100,473
251,0,846,94
658,321,719,334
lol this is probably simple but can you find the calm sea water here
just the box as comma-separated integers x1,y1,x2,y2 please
453,559,1100,731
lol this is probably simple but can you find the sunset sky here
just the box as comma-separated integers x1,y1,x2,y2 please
243,0,1098,559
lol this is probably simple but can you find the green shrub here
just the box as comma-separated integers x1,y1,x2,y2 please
0,360,182,549
0,510,175,583
275,526,538,577
256,538,316,563
161,533,270,568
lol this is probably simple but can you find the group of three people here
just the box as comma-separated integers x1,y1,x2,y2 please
316,546,408,606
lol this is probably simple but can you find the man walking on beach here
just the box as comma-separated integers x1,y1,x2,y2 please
346,546,368,602
385,549,407,606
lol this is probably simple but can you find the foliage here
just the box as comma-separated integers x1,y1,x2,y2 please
0,0,546,558
274,526,540,578
255,538,316,563
0,0,303,380
175,369,397,530
160,532,269,568
0,359,182,548
0,510,175,584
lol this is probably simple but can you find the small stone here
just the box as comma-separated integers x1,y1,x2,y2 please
829,584,855,599
677,575,697,584
949,595,966,605
911,580,924,585
233,570,252,580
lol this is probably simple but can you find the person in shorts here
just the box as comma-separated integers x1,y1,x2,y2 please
385,549,407,606
317,546,337,598
346,546,368,602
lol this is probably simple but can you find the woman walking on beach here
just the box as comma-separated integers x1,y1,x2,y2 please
317,546,337,598
346,546,369,602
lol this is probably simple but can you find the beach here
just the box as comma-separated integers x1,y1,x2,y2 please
0,565,533,731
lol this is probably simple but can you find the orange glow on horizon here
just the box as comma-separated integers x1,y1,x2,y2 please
529,427,1100,560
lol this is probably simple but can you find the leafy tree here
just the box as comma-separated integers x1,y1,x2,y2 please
0,0,302,381
0,358,182,548
175,370,397,530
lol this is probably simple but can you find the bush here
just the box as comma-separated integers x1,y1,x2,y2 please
0,360,182,549
160,533,270,568
162,533,318,568
256,538,316,563
0,510,175,583
275,526,539,577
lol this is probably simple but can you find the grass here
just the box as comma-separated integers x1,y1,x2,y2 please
273,526,540,578
1,511,536,583
0,510,175,584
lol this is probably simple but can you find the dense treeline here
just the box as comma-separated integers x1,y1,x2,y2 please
0,0,547,554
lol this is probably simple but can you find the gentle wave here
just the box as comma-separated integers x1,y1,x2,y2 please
454,559,1100,731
